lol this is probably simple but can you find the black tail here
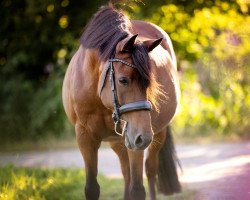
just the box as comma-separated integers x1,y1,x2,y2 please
157,126,181,195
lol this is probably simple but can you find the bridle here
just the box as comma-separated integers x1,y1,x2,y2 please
99,58,152,136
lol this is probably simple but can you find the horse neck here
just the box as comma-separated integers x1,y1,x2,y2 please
150,46,180,109
75,47,101,100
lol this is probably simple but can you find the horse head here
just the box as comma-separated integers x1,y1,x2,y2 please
98,34,162,150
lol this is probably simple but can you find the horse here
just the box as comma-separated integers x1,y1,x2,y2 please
62,5,181,200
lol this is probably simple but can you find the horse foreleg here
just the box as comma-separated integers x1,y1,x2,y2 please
127,150,145,200
75,124,101,200
110,141,130,200
145,130,166,200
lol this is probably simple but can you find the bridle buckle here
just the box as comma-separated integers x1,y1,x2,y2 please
114,119,128,136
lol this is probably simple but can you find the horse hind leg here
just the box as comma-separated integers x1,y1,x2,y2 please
157,126,181,195
110,141,130,200
75,124,101,200
145,130,165,200
146,126,181,199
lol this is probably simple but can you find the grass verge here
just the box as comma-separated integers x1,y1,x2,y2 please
0,165,196,200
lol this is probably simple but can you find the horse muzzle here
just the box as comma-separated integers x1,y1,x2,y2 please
124,130,152,150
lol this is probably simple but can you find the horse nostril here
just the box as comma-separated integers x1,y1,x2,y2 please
135,134,143,146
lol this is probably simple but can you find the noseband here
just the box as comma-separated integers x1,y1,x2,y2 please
99,58,152,136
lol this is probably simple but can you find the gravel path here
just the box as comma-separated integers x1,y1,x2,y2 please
1,142,250,199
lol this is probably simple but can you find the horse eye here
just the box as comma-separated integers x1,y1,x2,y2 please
118,77,129,86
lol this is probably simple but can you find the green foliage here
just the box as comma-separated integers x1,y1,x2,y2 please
145,1,250,138
0,0,103,80
0,0,104,143
0,166,195,200
0,73,73,142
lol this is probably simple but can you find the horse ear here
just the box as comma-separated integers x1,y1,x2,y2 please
144,38,163,52
121,34,138,53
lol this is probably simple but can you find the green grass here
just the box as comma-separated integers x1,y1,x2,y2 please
0,166,196,200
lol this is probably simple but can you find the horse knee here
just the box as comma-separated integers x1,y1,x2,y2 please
129,185,145,200
85,181,100,200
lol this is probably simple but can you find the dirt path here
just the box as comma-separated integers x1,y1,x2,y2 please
178,143,250,200
0,142,250,199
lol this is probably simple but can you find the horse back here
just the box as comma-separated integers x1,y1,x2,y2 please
131,20,180,132
131,20,177,68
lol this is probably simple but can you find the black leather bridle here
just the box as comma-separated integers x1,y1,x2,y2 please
99,58,152,136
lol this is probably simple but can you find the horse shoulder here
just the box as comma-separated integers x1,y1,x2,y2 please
64,47,111,132
63,47,96,123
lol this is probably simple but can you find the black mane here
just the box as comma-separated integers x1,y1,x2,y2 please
80,5,150,89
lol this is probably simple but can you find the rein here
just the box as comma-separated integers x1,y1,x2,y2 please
99,58,152,136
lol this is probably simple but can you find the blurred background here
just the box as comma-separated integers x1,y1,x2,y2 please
0,0,249,147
